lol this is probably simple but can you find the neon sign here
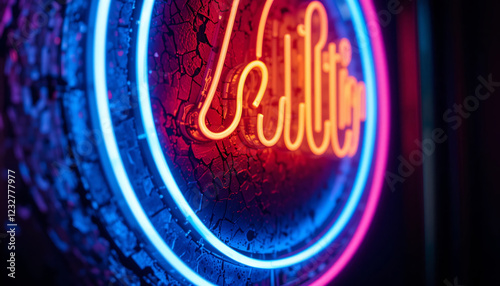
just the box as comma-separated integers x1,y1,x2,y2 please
86,0,391,284
180,0,366,157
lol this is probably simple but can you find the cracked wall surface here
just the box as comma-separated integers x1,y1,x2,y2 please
148,0,361,255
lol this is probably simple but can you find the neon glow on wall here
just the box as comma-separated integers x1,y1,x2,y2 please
90,0,389,284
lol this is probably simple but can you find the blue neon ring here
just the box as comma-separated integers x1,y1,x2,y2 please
134,0,378,269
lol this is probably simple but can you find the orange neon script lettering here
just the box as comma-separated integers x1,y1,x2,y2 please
193,0,366,157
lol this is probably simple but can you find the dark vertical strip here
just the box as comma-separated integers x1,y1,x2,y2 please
416,0,435,285
396,2,425,284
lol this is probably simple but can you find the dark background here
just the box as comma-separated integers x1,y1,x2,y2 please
1,0,500,285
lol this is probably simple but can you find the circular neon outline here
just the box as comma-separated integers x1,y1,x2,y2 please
135,0,379,269
91,0,388,284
